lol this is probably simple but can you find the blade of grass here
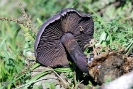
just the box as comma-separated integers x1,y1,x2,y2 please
54,68,72,73
16,70,52,89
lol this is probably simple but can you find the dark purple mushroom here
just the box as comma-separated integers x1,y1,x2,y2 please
34,8,94,73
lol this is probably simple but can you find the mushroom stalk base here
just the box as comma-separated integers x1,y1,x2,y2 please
61,33,89,73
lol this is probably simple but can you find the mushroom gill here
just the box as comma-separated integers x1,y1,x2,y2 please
34,8,94,73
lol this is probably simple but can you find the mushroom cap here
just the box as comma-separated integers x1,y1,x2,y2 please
34,8,94,67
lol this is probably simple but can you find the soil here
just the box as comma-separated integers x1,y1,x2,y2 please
88,51,133,84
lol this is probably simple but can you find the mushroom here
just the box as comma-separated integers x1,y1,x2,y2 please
34,8,94,73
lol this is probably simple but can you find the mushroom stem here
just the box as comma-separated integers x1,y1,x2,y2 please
61,33,89,73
